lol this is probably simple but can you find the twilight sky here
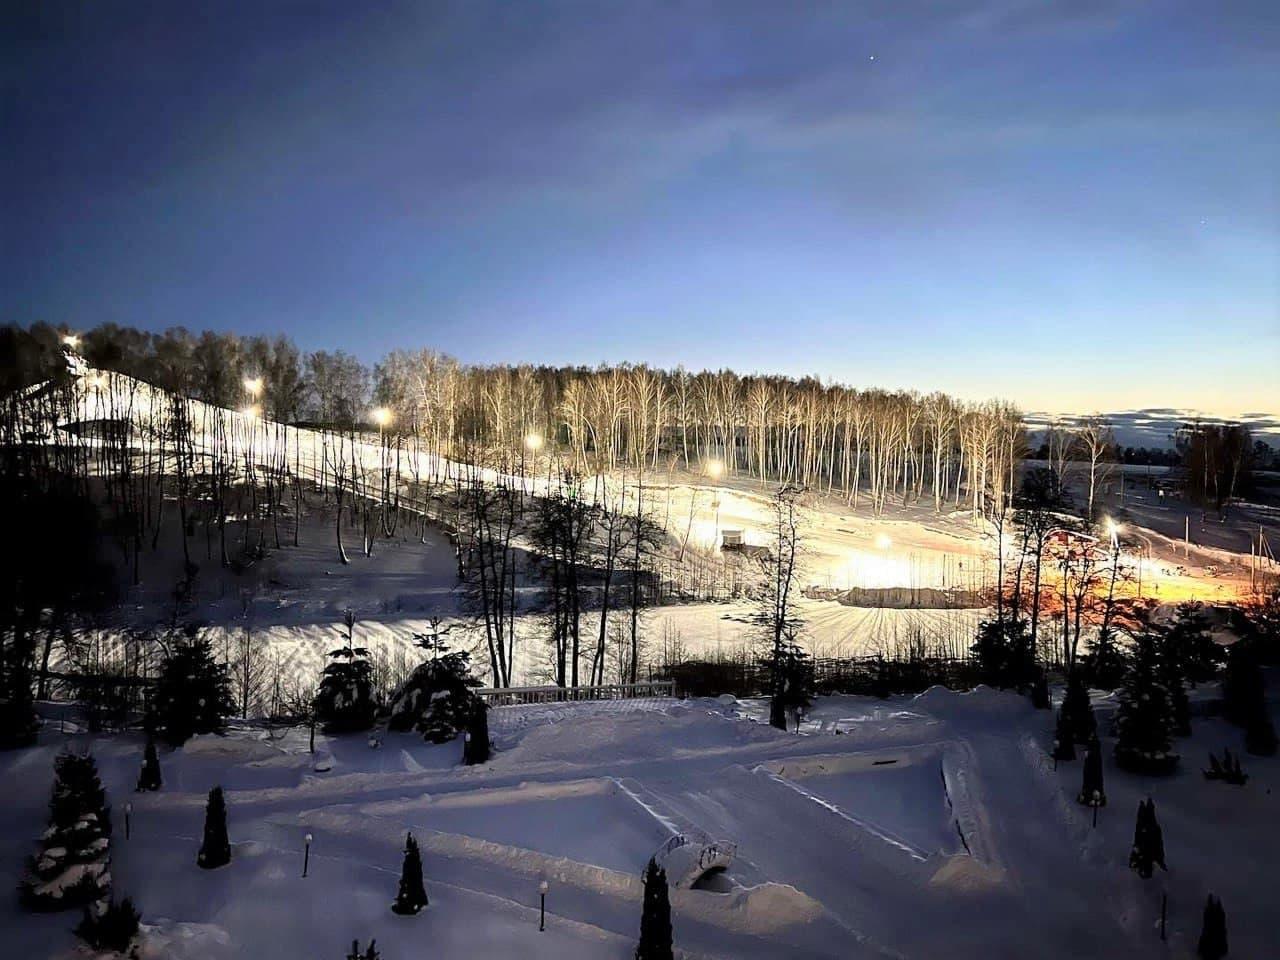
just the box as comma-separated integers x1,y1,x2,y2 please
4,1,1278,419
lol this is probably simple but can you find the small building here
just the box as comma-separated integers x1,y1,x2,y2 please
720,529,744,548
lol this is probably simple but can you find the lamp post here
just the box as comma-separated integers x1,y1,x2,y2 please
124,802,132,840
62,333,79,350
303,832,313,878
538,879,549,931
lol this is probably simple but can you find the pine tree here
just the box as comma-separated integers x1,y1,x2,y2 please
1060,671,1096,744
386,633,482,743
1114,627,1179,775
151,631,235,746
1052,707,1076,763
1167,602,1221,684
636,858,673,960
1084,624,1128,690
315,612,377,733
76,896,141,952
768,632,812,732
1197,894,1227,960
22,752,113,911
1077,735,1106,809
197,786,231,869
1127,798,1166,879
346,940,380,960
390,833,428,915
1223,639,1277,756
136,735,162,792
1031,672,1050,710
462,700,490,766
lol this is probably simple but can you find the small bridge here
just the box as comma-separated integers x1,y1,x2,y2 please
652,830,737,889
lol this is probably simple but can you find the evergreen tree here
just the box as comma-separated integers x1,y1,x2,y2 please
22,752,112,911
1223,639,1277,756
768,632,812,732
1060,672,1097,744
1127,798,1166,879
1077,735,1106,809
346,940,380,960
1167,602,1222,683
197,786,231,869
636,858,673,960
1114,626,1179,774
76,896,141,952
151,630,235,746
1052,707,1076,762
387,632,481,743
462,700,490,766
1083,624,1128,691
1031,672,1050,710
1197,894,1228,960
315,612,377,734
136,735,162,792
390,833,428,915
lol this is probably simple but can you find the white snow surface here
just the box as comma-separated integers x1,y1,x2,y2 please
6,686,1278,958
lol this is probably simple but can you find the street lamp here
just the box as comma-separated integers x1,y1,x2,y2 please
303,832,313,877
124,802,132,840
243,376,263,399
705,458,724,481
240,404,261,420
62,333,79,349
371,407,392,429
538,879,549,931
524,432,544,453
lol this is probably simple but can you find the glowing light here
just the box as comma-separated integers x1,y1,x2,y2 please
875,533,893,550
243,376,263,397
240,404,261,419
62,333,80,349
87,374,106,390
705,459,725,480
524,432,544,452
371,407,393,428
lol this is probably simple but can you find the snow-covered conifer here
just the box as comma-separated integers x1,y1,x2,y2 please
390,833,428,915
197,786,231,869
636,857,673,960
21,752,112,911
136,735,162,792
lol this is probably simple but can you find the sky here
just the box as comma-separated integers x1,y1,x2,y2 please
3,1,1278,422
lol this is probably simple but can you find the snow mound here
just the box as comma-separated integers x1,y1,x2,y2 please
132,921,236,960
927,854,1004,892
183,734,284,763
913,684,1029,716
675,881,823,934
498,708,784,765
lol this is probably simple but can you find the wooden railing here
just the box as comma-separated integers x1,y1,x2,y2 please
476,681,674,707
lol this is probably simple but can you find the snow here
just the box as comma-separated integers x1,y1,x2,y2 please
5,683,1277,958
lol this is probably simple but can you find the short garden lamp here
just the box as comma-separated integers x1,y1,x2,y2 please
124,802,132,840
538,879,550,931
303,832,313,877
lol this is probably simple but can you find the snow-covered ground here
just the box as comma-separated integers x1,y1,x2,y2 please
7,685,1277,959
